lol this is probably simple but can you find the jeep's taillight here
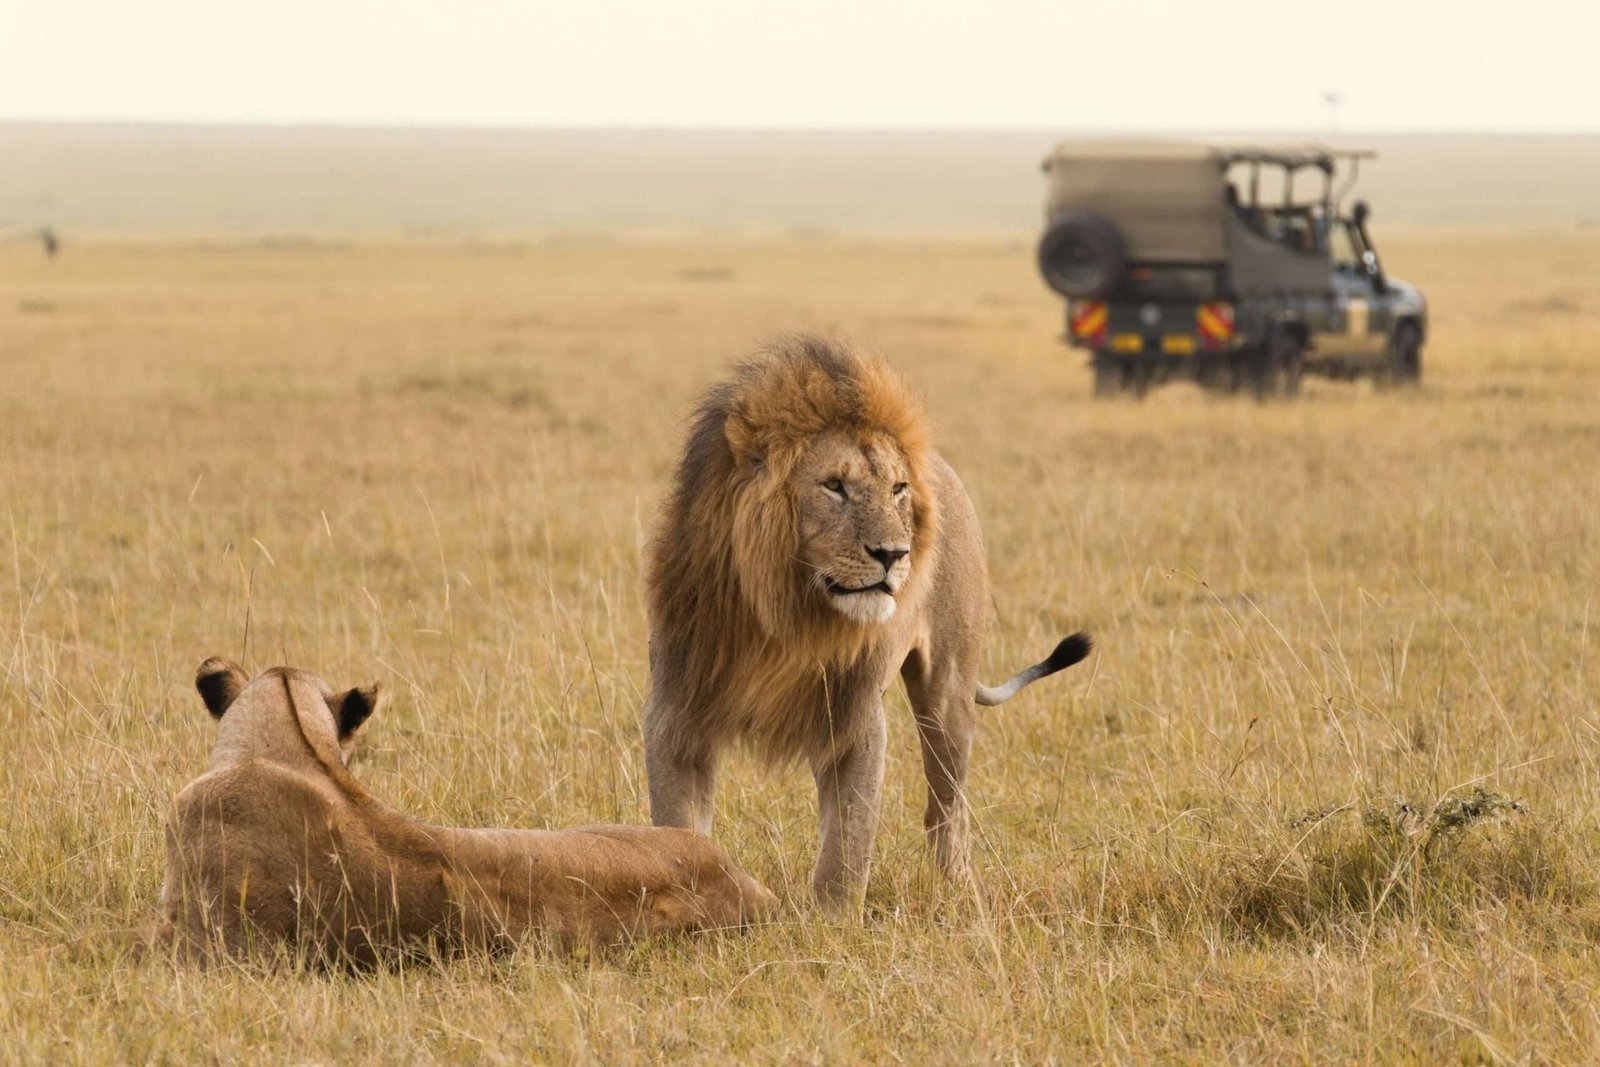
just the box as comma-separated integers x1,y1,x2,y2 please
1069,301,1108,345
1197,302,1234,349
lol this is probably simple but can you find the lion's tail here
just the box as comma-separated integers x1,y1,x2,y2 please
974,632,1093,707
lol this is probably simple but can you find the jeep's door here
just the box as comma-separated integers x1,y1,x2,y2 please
1320,222,1390,362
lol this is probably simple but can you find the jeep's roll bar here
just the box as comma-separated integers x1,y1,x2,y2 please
1222,147,1377,214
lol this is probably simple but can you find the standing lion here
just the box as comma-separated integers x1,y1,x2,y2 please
643,336,1091,911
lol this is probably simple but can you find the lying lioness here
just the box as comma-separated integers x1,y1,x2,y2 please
157,657,775,964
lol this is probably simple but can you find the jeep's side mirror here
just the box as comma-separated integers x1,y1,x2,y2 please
1361,250,1388,293
1351,200,1370,226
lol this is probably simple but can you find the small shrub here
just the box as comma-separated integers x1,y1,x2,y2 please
1227,788,1574,938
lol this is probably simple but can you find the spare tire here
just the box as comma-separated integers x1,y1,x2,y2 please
1037,210,1127,299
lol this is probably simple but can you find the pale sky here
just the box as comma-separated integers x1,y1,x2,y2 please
4,0,1597,131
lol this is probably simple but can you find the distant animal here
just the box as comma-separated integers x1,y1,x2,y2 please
643,336,1091,912
40,227,58,258
157,658,775,965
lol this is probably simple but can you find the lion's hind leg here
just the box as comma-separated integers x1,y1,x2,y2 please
901,646,978,883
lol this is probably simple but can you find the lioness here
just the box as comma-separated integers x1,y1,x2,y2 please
644,336,1091,910
159,657,775,964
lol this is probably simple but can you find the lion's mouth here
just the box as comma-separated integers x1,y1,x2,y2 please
824,579,894,597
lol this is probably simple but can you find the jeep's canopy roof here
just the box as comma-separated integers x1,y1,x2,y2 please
1041,140,1376,170
1040,140,1376,263
1219,145,1377,171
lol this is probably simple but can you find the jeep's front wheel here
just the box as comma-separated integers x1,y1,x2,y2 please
1382,322,1423,387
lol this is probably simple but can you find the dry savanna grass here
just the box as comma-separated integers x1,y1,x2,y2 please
2,230,1600,1062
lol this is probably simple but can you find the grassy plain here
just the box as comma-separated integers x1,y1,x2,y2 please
2,230,1599,1062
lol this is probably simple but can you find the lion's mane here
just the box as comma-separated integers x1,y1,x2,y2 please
646,336,940,762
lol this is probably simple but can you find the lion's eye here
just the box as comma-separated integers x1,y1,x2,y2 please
823,478,846,499
893,482,909,497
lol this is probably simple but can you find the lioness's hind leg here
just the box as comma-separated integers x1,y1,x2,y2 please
902,648,977,882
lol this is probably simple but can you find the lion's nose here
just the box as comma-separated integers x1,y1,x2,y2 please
866,545,909,569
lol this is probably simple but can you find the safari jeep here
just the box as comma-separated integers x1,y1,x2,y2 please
1036,142,1427,398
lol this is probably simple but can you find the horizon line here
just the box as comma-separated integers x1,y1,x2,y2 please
4,116,1600,138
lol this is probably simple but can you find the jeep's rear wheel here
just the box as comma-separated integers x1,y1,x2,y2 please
1091,355,1127,398
1244,334,1303,400
1277,334,1304,398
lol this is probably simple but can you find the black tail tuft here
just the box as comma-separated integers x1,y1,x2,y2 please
1045,632,1093,673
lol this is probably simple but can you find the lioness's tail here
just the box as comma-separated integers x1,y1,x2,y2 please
975,632,1093,707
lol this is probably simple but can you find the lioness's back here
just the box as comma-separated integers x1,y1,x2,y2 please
163,761,433,962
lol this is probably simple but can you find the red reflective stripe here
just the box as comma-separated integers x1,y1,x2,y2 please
1197,304,1234,340
1072,304,1108,338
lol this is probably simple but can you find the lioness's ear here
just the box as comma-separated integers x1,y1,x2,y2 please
329,682,386,740
195,657,248,719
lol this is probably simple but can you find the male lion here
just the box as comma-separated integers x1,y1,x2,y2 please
159,657,775,965
644,336,1091,910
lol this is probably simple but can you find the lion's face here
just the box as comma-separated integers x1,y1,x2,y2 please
793,432,915,625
